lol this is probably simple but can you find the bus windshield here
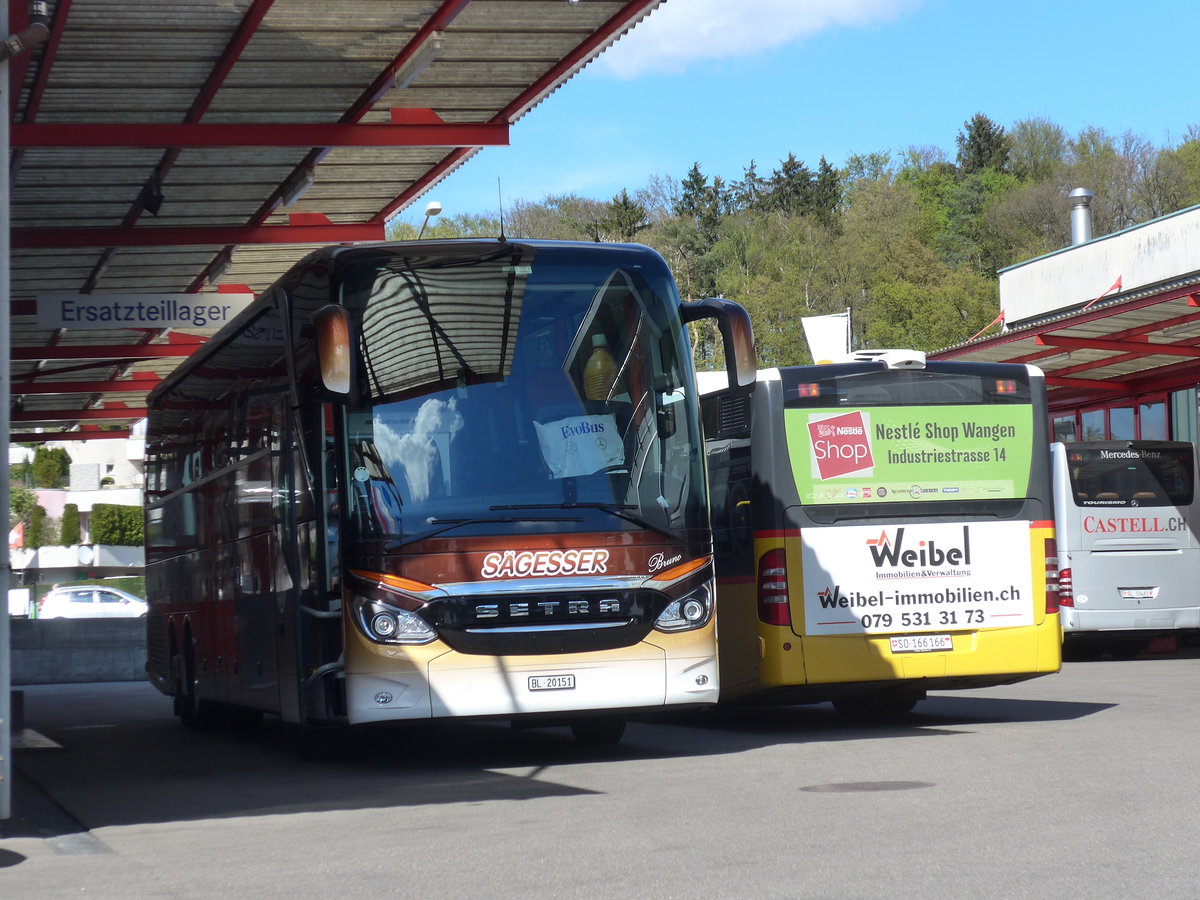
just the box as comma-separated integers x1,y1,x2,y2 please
779,364,1036,514
334,244,706,544
1065,444,1195,508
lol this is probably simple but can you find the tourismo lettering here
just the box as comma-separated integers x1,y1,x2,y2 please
1083,516,1186,534
480,548,610,579
808,410,873,479
867,525,972,569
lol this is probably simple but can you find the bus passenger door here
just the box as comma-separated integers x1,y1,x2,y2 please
277,403,344,725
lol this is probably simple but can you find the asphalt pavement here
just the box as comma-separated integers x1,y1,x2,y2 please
3,646,1200,898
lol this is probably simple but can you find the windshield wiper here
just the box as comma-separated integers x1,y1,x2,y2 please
384,514,583,550
491,502,676,540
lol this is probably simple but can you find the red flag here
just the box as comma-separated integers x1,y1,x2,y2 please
1082,276,1123,311
967,310,1005,343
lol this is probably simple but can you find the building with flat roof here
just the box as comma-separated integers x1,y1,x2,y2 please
932,197,1200,444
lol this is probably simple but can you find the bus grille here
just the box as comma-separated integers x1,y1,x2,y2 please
428,588,667,655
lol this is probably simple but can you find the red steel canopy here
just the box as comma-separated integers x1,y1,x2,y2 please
931,275,1200,415
6,0,663,441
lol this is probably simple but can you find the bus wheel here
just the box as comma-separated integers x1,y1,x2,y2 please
833,694,920,719
570,715,627,745
176,649,218,730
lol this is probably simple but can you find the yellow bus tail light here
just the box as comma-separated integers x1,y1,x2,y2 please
758,548,791,626
1044,537,1061,614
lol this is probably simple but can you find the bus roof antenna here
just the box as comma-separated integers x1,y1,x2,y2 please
497,178,506,242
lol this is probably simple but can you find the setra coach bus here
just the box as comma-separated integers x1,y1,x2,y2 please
700,350,1061,716
144,240,754,745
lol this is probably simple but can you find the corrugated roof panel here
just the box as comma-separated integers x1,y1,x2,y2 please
7,0,665,435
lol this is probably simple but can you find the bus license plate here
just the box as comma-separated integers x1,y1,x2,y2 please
1120,588,1156,599
890,634,953,654
528,674,575,691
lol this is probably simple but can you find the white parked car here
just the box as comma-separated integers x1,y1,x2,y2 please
37,585,148,619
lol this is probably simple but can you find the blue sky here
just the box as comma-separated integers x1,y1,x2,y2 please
398,0,1199,224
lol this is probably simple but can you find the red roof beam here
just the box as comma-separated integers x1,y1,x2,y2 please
11,379,160,395
12,408,148,423
12,122,509,149
13,222,386,249
11,345,198,361
933,281,1200,360
8,0,71,126
372,0,658,224
11,430,133,443
1035,335,1200,358
1044,375,1130,390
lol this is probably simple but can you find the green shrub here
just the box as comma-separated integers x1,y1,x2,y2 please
90,504,143,546
28,504,46,549
61,503,81,545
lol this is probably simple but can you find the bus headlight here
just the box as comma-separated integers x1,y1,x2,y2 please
351,596,437,645
654,582,713,633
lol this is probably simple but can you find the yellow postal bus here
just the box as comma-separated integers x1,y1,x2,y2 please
701,350,1061,716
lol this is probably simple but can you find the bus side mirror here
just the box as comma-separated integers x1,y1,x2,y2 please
313,305,354,397
681,297,756,393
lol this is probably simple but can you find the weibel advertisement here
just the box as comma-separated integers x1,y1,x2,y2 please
784,404,1034,505
800,520,1035,635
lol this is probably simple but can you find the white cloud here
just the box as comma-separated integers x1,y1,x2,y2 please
599,0,920,78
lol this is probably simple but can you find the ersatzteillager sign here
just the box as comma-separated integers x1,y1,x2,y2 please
38,293,254,330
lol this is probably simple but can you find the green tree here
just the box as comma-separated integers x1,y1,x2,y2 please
28,504,47,550
61,503,81,545
765,153,814,215
811,156,843,228
32,447,71,488
1009,116,1069,182
956,113,1012,174
596,189,650,242
386,212,499,240
504,194,605,240
843,150,893,184
10,486,37,526
10,459,33,488
731,160,766,211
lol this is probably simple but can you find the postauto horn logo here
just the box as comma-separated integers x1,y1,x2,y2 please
808,410,873,480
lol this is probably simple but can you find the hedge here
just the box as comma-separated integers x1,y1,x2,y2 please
90,503,143,546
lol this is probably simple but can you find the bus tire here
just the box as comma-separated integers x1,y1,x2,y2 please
832,694,920,719
570,714,627,745
176,639,218,730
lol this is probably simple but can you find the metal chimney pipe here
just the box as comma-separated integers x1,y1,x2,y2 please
1069,187,1094,245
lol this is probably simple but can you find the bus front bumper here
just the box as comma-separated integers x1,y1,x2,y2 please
345,645,718,724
